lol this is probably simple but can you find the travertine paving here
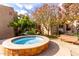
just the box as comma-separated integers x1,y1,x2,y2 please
52,39,79,56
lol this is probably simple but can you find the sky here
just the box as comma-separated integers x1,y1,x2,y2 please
0,0,79,3
0,3,43,14
0,3,65,16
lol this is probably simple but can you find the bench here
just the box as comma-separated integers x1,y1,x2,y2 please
58,35,79,44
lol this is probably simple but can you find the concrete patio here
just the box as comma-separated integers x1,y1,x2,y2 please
0,39,79,56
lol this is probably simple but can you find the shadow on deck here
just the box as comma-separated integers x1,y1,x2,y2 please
38,41,59,56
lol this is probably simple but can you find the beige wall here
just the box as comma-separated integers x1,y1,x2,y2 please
0,5,15,39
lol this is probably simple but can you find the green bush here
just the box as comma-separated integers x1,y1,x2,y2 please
44,35,59,39
27,28,36,35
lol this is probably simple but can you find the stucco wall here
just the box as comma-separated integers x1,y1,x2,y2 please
0,5,15,39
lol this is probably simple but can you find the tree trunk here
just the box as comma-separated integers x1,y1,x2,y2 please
64,24,67,33
48,28,50,36
50,25,53,35
14,28,19,36
56,25,59,35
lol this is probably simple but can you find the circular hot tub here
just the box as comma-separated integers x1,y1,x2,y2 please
2,35,49,56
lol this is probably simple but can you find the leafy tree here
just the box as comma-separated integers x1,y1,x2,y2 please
60,3,79,33
62,4,79,20
32,4,60,35
9,15,36,36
